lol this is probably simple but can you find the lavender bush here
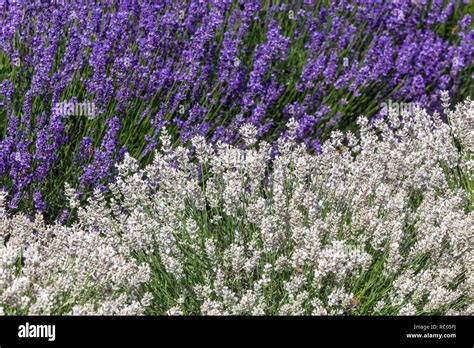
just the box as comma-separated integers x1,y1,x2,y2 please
0,0,473,218
1,97,472,315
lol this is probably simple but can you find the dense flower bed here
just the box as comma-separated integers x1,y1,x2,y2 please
0,1,472,217
1,96,472,315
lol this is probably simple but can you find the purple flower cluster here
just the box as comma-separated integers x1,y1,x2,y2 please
0,0,472,215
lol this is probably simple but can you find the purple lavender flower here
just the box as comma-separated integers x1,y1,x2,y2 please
0,0,471,217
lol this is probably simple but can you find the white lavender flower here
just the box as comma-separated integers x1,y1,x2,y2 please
1,99,472,315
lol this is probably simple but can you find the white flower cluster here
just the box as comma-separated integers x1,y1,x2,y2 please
0,192,151,315
1,97,472,315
